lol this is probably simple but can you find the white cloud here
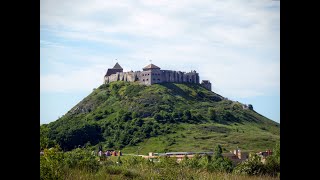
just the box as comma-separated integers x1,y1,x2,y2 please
41,64,106,93
40,0,279,98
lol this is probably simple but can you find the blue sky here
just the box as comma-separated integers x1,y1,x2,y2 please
40,0,280,124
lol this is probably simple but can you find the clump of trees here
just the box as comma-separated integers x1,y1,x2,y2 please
153,109,202,124
179,145,233,172
43,110,175,151
40,145,99,180
234,142,280,176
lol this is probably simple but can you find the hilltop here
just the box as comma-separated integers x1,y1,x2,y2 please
44,81,280,154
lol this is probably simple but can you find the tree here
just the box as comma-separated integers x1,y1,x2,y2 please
208,107,217,121
273,142,280,163
233,153,265,175
265,142,280,176
199,154,212,168
40,145,65,180
64,148,99,171
106,141,114,148
209,145,234,172
182,110,192,122
132,112,139,119
153,113,163,121
172,111,180,120
40,125,49,150
134,118,144,127
214,145,223,160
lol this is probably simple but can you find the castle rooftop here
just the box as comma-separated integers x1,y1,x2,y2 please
113,62,123,69
143,63,161,71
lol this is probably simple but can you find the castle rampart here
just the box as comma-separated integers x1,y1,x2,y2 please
104,63,211,91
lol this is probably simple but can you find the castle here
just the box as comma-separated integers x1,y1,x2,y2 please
104,63,212,91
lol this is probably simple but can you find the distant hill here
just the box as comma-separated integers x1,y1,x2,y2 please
45,81,280,154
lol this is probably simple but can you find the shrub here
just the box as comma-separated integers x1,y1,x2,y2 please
64,148,100,172
233,154,265,175
157,156,178,168
40,146,65,180
208,107,217,121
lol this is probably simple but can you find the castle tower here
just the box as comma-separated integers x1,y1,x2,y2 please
105,63,123,76
142,63,160,71
141,63,161,85
104,63,124,84
201,80,211,91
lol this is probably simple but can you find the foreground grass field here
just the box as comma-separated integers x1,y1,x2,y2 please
63,167,279,180
40,147,280,180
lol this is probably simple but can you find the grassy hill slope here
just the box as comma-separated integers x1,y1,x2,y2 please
45,81,279,153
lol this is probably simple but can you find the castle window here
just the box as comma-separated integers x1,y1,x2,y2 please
148,74,150,75
142,74,144,76
143,79,145,81
147,79,149,81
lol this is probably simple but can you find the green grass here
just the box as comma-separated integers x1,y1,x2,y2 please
45,81,280,153
122,122,279,155
41,147,280,180
63,167,279,180
61,155,279,180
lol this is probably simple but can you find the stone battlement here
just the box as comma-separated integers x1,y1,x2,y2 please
104,63,211,91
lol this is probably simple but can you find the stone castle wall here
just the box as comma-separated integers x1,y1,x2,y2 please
103,63,211,90
201,83,211,91
104,70,199,85
105,71,139,83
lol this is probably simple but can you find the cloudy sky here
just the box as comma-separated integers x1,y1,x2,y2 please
40,0,280,124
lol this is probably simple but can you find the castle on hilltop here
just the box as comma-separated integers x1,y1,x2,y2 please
104,63,212,91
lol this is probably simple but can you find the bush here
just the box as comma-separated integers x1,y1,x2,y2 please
209,157,233,173
64,148,100,172
265,142,280,176
122,156,145,167
40,146,65,180
157,156,178,168
233,154,265,175
208,107,217,121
